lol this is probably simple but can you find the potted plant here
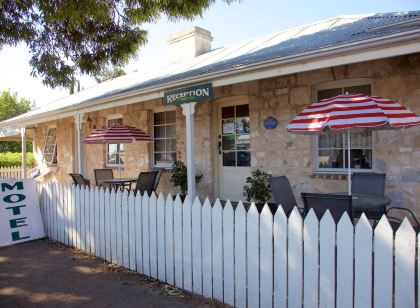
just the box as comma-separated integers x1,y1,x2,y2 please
170,161,203,201
243,169,271,205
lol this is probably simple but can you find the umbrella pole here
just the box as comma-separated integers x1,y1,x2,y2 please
347,128,351,195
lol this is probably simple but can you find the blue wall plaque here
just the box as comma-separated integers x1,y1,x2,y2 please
263,116,278,129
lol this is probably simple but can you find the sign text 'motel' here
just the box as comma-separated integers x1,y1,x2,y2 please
164,83,214,105
0,179,44,247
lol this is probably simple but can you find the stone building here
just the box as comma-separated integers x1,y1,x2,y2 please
1,12,420,214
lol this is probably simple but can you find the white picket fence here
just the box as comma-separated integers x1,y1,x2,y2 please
0,166,22,179
37,182,418,308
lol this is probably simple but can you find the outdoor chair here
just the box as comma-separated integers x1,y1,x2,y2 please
69,173,90,187
94,168,113,189
384,207,420,233
152,168,164,192
268,175,304,216
301,192,354,223
352,172,386,219
134,171,158,197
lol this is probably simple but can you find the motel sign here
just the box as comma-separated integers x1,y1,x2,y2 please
0,179,44,247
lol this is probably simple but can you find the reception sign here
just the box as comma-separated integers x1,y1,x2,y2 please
0,179,44,247
164,83,213,105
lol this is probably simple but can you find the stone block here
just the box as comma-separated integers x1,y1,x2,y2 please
375,159,387,173
274,88,289,96
261,90,273,99
290,87,311,106
402,169,420,183
386,190,404,207
231,82,253,95
415,135,420,148
297,68,333,86
331,65,346,80
276,75,296,88
259,78,277,90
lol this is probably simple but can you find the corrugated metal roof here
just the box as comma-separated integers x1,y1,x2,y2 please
2,10,420,126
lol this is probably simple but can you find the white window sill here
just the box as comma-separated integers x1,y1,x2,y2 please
314,169,374,175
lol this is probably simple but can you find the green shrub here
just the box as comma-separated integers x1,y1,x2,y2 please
243,169,271,204
0,152,34,167
170,161,203,195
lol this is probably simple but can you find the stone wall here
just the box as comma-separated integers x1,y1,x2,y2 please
215,54,420,212
82,98,215,198
33,53,420,214
33,118,75,184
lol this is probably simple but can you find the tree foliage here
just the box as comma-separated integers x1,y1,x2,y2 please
95,66,126,83
0,90,34,153
0,0,233,89
0,90,33,121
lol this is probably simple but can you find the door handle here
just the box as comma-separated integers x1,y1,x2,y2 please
218,141,222,154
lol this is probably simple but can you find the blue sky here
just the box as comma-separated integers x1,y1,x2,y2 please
0,0,418,107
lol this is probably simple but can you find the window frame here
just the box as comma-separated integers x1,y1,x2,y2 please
43,126,57,165
152,108,177,168
312,79,376,173
106,116,124,167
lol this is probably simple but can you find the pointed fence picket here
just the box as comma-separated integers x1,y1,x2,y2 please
149,193,158,279
336,213,354,308
182,196,193,292
37,182,420,308
223,201,234,306
395,219,416,308
355,215,373,308
192,197,203,295
304,209,319,308
374,216,393,308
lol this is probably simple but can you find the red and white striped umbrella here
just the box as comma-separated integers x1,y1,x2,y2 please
287,93,420,194
287,93,420,132
83,124,152,144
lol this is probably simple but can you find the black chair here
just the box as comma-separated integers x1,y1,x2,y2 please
268,176,304,215
69,173,90,186
152,168,164,192
134,171,158,196
94,168,113,189
301,192,354,223
352,172,386,219
384,207,420,233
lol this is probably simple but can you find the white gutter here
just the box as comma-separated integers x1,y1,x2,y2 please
2,29,420,127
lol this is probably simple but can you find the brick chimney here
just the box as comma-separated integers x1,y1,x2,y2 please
168,26,213,64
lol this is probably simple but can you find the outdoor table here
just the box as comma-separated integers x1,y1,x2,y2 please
98,178,137,191
333,192,391,216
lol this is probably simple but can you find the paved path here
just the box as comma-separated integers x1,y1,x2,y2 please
0,239,225,307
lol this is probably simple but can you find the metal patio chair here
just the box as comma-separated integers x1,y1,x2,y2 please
69,173,90,187
268,175,304,216
384,207,420,233
352,172,386,219
94,168,113,189
152,168,164,193
134,171,158,197
301,192,354,223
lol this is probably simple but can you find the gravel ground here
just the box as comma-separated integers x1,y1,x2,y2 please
0,239,228,308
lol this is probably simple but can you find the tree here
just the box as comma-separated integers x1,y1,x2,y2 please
0,90,33,121
0,90,34,153
94,66,126,83
0,1,234,89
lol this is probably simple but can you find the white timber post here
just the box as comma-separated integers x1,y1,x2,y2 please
21,127,27,179
74,114,84,174
182,102,197,200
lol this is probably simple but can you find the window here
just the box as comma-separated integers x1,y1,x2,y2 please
153,110,176,167
106,117,124,166
221,104,251,167
314,83,374,172
43,127,57,164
